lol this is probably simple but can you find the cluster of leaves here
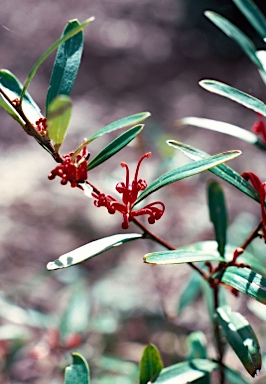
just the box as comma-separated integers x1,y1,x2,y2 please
2,0,266,383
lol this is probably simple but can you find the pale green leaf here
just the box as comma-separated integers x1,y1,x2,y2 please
47,233,142,270
200,79,266,116
47,95,72,147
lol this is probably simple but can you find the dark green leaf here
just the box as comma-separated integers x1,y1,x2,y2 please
199,79,266,116
176,117,265,148
0,69,42,124
216,306,261,376
46,20,84,113
187,332,207,360
153,359,217,383
178,272,202,314
214,266,266,304
144,249,224,265
205,11,263,68
46,95,72,147
88,125,143,170
21,17,94,103
232,0,266,40
208,181,227,258
139,344,163,384
64,353,90,384
47,233,142,270
167,140,260,203
135,150,241,204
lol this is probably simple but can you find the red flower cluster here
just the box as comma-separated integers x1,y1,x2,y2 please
93,153,165,229
35,117,48,136
251,113,266,144
242,171,266,241
48,145,89,188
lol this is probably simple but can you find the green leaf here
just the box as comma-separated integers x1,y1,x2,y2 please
46,20,84,113
214,266,266,304
153,359,218,383
144,249,224,265
167,140,260,203
0,69,42,124
187,332,207,360
225,365,250,384
178,272,202,314
216,306,261,377
232,0,266,40
204,11,263,68
135,150,241,204
46,95,72,147
176,117,266,149
199,79,266,116
88,125,143,170
21,17,94,103
139,344,163,384
87,112,151,143
208,181,227,258
47,233,142,270
169,240,266,276
64,353,90,384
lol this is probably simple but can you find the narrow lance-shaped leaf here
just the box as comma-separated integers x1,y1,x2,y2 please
64,353,90,384
139,344,163,384
47,233,142,270
46,19,84,113
46,95,72,149
204,11,263,69
208,181,227,258
213,266,266,304
232,0,266,40
176,116,266,149
87,112,150,143
134,150,241,205
216,306,261,377
200,79,266,116
72,112,151,158
144,249,224,265
167,140,260,203
88,125,143,170
20,17,94,103
0,69,42,124
153,359,218,383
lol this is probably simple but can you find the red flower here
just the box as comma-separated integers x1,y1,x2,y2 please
251,113,266,144
35,117,48,136
93,153,165,229
48,145,89,188
242,171,266,241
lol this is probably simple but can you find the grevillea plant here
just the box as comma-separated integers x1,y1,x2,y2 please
2,1,266,383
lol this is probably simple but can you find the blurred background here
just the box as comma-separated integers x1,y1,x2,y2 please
1,0,266,383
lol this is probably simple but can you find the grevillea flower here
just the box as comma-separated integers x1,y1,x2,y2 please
251,113,266,144
93,153,165,229
48,145,89,188
242,171,266,241
35,117,48,136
